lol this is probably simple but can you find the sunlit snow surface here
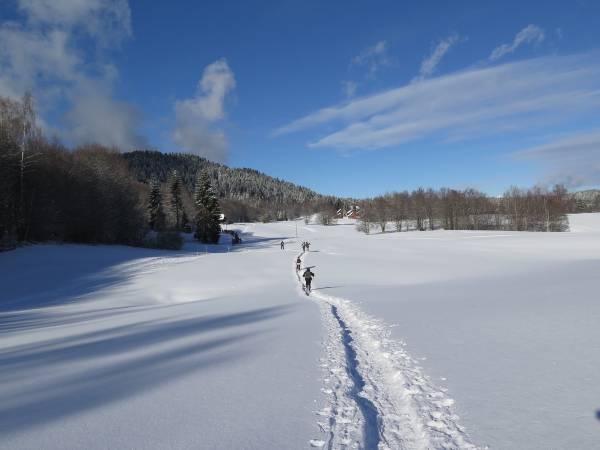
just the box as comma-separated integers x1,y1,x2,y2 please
1,214,600,449
0,230,322,450
303,214,600,449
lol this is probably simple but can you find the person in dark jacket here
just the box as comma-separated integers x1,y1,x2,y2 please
303,268,315,292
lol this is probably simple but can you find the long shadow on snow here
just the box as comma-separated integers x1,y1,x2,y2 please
0,304,151,335
0,306,289,372
235,232,294,250
0,231,293,330
311,286,345,291
0,305,289,434
0,244,195,314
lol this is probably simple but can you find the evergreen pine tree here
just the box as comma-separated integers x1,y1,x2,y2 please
169,170,184,230
194,171,221,243
147,179,165,231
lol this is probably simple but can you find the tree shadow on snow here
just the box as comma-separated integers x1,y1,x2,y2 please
312,286,345,291
0,227,296,331
0,244,195,314
0,305,289,435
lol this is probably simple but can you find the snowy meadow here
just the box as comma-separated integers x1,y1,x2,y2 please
1,215,600,449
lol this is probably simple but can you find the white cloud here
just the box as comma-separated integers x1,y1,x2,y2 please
0,0,144,150
17,0,132,46
515,130,600,187
342,80,358,98
173,59,236,163
351,40,390,75
489,24,545,61
417,34,459,79
64,79,145,149
272,53,600,152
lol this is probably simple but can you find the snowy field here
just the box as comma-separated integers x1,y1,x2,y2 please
0,231,323,449
2,214,600,449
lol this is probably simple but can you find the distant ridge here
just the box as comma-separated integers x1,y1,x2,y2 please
122,150,341,221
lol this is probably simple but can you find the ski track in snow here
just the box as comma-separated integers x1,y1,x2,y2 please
297,252,482,450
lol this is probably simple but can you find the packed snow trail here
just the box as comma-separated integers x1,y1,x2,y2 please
297,251,480,450
330,304,381,450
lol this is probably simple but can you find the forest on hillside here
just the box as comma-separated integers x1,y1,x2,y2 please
122,150,342,222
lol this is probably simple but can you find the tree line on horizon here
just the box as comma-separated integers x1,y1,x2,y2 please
349,186,573,234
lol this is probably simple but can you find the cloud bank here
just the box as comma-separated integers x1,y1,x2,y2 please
173,58,236,163
273,53,600,152
0,0,146,150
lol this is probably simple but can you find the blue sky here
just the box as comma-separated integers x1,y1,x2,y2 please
1,1,600,197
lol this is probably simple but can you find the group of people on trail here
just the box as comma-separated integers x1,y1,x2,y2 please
299,241,314,292
296,255,315,293
283,240,311,252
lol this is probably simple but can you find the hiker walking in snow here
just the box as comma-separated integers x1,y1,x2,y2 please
306,242,310,251
303,267,315,292
281,241,285,250
296,257,301,271
301,242,306,252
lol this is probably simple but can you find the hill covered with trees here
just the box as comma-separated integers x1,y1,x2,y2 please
122,150,341,222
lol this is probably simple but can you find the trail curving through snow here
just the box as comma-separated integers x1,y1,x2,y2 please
296,252,482,450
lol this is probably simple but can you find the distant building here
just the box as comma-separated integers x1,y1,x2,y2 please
346,206,360,219
337,206,361,219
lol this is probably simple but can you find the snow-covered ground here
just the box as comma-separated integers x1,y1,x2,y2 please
303,214,600,449
0,230,324,449
2,214,600,449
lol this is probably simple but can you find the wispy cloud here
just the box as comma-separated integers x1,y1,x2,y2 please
0,0,146,149
272,53,600,152
489,24,545,61
65,78,146,149
173,58,236,163
341,80,358,99
351,40,390,75
515,130,600,187
416,33,460,80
